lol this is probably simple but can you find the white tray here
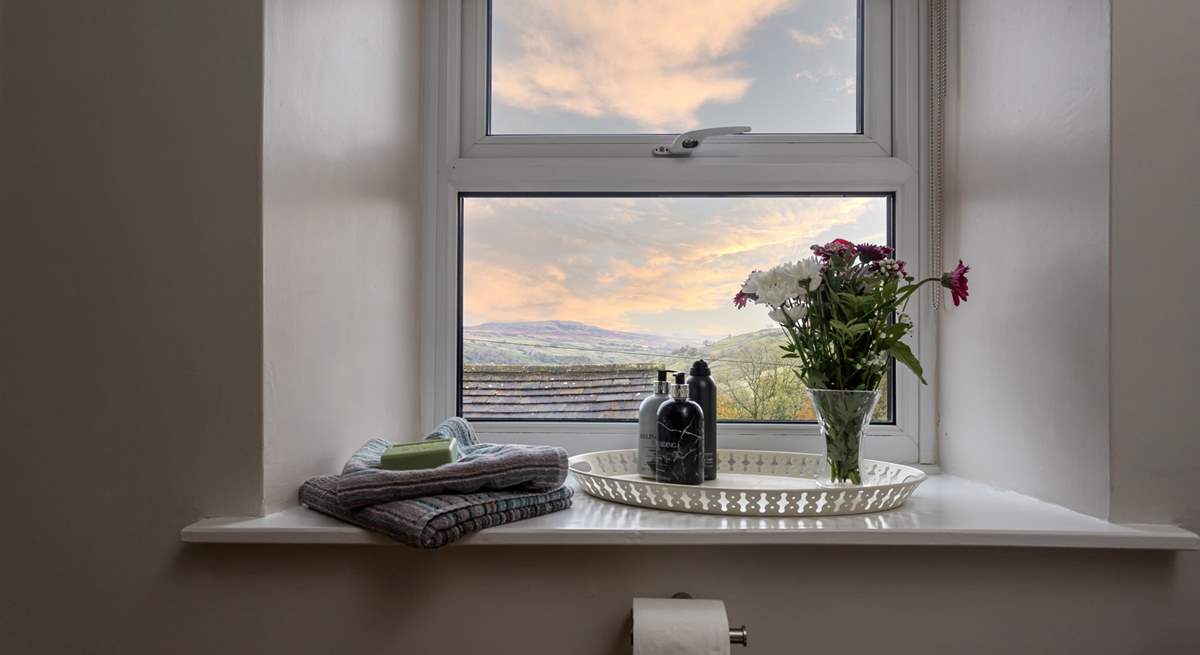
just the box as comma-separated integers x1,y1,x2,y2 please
569,449,926,517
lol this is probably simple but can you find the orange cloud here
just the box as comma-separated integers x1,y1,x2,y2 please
491,0,794,131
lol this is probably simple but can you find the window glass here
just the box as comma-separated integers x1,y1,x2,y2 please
460,194,891,421
489,0,860,135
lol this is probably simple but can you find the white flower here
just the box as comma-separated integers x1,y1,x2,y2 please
795,256,823,292
755,275,799,306
740,271,763,296
768,304,807,326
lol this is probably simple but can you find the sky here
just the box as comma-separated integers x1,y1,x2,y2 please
490,0,859,134
463,196,888,341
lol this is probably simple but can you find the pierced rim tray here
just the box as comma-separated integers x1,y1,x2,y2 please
569,449,926,517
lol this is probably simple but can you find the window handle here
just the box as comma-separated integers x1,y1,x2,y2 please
652,126,752,156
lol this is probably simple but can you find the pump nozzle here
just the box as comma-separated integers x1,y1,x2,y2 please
669,372,691,400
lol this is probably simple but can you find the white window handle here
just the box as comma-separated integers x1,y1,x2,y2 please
652,126,752,156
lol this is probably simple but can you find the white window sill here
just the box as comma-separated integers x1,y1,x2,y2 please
181,475,1199,550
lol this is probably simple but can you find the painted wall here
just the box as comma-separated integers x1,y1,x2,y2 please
939,0,1111,518
1108,0,1200,527
2,1,1198,654
261,0,423,512
1106,6,1200,641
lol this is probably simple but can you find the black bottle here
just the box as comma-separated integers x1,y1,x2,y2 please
655,372,705,485
687,359,718,480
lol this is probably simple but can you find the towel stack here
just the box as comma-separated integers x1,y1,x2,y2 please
300,418,573,548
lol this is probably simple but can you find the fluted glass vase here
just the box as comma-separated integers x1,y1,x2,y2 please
808,388,881,487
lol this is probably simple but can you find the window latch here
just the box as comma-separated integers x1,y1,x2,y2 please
652,126,752,156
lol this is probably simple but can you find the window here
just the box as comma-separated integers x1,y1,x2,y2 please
423,0,930,463
460,193,894,423
489,0,862,134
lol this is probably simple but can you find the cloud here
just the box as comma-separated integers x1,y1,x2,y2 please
462,196,886,336
824,24,846,40
794,63,839,82
787,29,826,48
491,0,794,131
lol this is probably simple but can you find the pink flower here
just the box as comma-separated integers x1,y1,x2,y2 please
941,260,970,306
733,292,750,309
812,238,858,261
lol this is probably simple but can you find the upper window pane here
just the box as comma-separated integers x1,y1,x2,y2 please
488,0,860,135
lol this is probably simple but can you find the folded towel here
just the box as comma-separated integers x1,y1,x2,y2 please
334,418,568,510
301,474,574,548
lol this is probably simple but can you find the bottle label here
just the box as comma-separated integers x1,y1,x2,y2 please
638,430,656,477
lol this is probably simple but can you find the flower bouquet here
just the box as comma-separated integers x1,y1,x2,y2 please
735,239,970,486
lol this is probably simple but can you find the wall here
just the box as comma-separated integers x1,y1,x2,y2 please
261,0,422,512
2,1,1199,654
1109,0,1200,527
939,0,1111,517
0,0,265,644
1106,5,1200,642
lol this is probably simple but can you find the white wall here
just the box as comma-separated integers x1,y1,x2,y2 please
2,1,1199,653
940,0,1111,517
1109,1,1200,525
261,0,423,512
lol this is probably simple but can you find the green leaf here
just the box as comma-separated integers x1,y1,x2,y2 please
888,340,927,385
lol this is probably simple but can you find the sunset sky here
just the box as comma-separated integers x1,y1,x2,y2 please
463,196,888,341
490,0,859,134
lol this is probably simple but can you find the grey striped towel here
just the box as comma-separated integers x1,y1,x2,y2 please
301,474,573,548
333,418,569,510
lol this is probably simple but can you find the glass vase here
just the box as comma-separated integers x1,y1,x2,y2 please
808,388,881,487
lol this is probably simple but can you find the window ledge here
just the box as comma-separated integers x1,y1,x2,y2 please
181,475,1199,550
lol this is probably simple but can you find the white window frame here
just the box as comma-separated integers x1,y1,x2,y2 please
421,0,935,464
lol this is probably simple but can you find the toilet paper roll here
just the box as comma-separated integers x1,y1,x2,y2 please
632,597,730,655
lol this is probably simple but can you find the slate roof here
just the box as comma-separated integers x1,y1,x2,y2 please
462,363,658,420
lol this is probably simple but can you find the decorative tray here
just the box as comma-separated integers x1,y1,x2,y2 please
569,449,926,517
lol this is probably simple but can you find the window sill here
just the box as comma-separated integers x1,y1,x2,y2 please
181,475,1199,550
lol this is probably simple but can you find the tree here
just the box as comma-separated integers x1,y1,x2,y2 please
720,342,811,420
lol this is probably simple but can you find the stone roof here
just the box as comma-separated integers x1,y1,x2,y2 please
462,363,658,420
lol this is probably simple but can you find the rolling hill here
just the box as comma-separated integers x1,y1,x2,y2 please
462,319,787,373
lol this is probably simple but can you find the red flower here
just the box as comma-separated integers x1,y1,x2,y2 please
941,260,970,306
733,292,750,309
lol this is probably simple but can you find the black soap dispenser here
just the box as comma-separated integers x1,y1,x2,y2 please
655,372,705,485
686,359,718,480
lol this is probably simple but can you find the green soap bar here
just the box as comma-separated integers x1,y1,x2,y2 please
379,438,460,471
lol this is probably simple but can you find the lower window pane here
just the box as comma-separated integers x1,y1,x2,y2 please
460,194,892,422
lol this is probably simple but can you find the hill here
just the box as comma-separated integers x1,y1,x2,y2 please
462,320,695,366
463,319,790,380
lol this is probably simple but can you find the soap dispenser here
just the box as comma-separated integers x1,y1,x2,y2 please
637,370,671,479
655,372,705,485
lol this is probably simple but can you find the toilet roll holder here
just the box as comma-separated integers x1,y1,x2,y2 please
629,593,748,648
673,593,748,647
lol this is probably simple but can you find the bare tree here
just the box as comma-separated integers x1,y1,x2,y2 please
721,342,807,420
